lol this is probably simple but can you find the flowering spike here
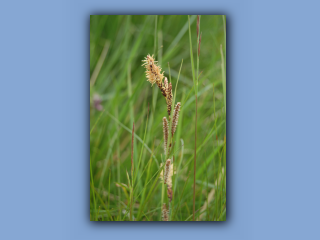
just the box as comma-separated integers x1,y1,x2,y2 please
167,187,173,202
142,54,166,97
164,77,168,90
171,102,181,136
166,83,173,117
164,159,171,185
162,203,169,221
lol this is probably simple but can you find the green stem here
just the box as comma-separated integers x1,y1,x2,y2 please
193,96,197,221
90,158,97,221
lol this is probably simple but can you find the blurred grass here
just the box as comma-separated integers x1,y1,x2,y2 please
90,15,226,221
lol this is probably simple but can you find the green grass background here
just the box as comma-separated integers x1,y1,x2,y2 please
90,15,226,221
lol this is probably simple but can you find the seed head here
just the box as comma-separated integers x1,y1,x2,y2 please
159,159,175,186
142,54,166,97
171,102,181,136
162,203,169,221
164,77,168,90
164,159,171,185
166,83,173,117
159,81,167,97
167,186,173,202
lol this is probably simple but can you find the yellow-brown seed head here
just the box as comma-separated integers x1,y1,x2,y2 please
164,159,171,185
163,117,169,156
142,54,164,87
167,187,173,202
171,102,181,137
162,203,169,221
159,160,176,187
164,77,168,90
166,83,173,117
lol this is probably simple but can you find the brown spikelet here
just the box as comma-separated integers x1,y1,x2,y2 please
142,54,166,96
164,77,168,91
159,77,168,98
164,159,171,184
158,80,167,97
166,82,173,117
167,187,173,202
171,102,181,136
159,160,175,185
162,203,169,221
163,117,169,156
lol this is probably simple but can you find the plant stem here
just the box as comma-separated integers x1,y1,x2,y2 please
188,14,197,221
193,96,197,221
90,157,97,220
130,122,134,221
154,15,157,57
115,107,121,219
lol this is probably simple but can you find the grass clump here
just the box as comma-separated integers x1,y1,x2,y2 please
90,15,226,221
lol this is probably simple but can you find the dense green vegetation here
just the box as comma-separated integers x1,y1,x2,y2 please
90,15,226,221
